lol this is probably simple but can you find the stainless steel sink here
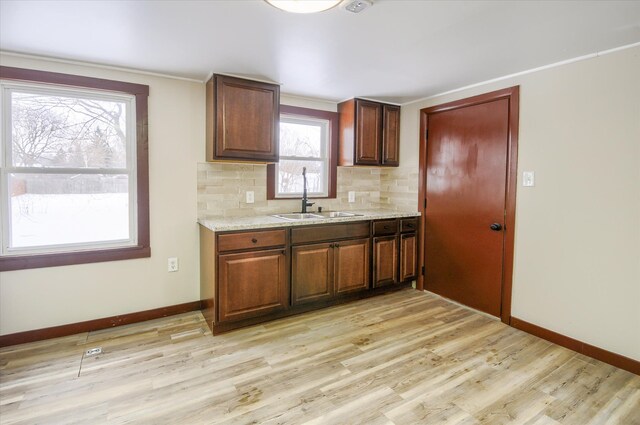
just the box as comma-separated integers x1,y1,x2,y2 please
320,211,363,218
272,213,324,221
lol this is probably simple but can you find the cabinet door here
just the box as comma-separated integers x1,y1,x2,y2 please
334,238,370,295
218,249,288,322
400,233,417,282
382,104,400,166
373,236,398,287
291,243,334,305
355,99,382,165
214,75,279,162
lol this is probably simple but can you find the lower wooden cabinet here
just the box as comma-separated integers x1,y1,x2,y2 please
373,235,398,287
334,239,370,295
400,233,417,282
291,243,334,305
292,238,370,306
218,249,288,322
200,217,418,334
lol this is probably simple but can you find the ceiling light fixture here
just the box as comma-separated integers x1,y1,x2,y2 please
265,0,342,14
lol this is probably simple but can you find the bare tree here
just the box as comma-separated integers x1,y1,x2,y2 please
11,92,127,168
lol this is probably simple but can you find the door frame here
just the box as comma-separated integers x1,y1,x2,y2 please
417,86,519,324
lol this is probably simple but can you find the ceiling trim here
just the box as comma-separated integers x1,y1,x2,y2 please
401,41,640,107
0,50,204,84
3,40,638,106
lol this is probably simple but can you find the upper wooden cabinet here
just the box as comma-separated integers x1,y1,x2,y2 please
206,74,280,162
338,98,400,167
382,104,400,166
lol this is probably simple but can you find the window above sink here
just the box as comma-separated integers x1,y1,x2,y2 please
267,105,339,200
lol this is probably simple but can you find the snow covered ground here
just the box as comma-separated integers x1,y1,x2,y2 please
9,193,130,248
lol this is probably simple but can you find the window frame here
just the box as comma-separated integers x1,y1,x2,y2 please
0,66,150,271
267,105,338,200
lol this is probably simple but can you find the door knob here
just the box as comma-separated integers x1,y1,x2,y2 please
490,223,503,231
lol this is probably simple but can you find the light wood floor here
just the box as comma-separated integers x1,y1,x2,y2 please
0,290,638,425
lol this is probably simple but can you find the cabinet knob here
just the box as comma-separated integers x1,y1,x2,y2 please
251,238,258,243
335,243,339,248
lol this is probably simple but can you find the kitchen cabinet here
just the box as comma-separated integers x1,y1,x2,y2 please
338,98,400,166
206,74,280,162
334,239,370,295
213,228,288,324
373,236,398,287
200,215,417,335
291,222,370,305
382,104,400,166
218,249,288,322
373,219,399,287
400,218,418,282
291,242,333,305
372,218,418,286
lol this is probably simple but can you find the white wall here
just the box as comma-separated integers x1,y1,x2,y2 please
0,54,205,335
402,46,640,360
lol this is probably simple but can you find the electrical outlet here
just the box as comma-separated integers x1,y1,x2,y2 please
523,171,535,187
246,191,255,204
168,257,179,272
348,191,356,203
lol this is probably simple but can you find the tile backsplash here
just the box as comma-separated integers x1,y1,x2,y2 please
197,162,418,219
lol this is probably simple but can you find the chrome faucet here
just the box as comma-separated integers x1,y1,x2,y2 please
301,167,314,213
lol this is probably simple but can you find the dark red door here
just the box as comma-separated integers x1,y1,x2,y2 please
425,99,509,317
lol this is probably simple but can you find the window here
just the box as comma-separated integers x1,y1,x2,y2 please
0,66,149,271
267,105,338,199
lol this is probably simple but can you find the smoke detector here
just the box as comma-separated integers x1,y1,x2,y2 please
343,0,373,13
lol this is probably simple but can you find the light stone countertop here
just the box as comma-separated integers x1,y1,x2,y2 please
198,209,421,232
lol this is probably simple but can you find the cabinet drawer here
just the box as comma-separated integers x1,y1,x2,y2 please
291,222,370,245
218,229,286,252
373,219,398,236
401,218,418,233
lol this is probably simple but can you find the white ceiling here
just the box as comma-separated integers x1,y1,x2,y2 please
1,1,639,104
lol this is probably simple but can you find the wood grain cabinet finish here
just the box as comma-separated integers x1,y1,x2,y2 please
218,249,288,323
382,104,400,166
338,98,400,167
400,233,417,282
218,229,286,252
291,238,370,305
291,224,371,306
373,235,398,288
334,238,370,295
291,243,334,305
399,218,418,283
206,74,279,162
200,217,417,334
372,218,417,287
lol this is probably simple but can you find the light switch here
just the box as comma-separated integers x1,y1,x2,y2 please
246,191,255,203
523,171,535,187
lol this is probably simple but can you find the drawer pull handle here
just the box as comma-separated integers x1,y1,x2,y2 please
251,238,258,243
407,224,414,228
383,226,390,230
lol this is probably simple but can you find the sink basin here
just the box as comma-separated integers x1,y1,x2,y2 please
320,211,362,218
272,213,324,221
